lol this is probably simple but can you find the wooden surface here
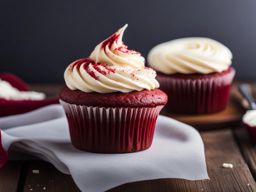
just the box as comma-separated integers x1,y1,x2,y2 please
1,83,256,192
0,162,22,192
234,127,256,179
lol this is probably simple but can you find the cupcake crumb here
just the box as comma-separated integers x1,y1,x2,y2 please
32,169,40,174
222,163,233,169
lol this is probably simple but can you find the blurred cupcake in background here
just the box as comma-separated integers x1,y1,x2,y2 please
60,24,167,153
148,37,235,114
0,73,59,117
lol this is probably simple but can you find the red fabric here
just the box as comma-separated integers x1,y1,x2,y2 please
0,73,59,117
0,130,8,168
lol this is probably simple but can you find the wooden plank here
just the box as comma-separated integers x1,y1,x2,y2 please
199,129,256,192
22,161,80,192
108,130,256,192
0,162,23,192
234,126,256,179
19,129,256,192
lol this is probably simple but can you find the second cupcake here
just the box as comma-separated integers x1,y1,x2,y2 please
60,24,167,153
148,37,235,114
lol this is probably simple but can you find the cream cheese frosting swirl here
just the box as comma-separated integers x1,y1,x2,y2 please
0,79,45,100
148,37,232,74
90,24,145,68
64,24,159,93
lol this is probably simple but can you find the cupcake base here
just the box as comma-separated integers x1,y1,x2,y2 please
60,100,164,153
157,67,235,114
59,88,167,153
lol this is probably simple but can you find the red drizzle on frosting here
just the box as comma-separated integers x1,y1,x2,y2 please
70,58,115,80
101,33,141,55
70,58,97,79
94,64,115,75
116,46,140,55
84,66,98,80
101,34,120,49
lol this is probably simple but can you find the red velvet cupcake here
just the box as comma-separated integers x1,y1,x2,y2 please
243,110,256,142
148,37,235,114
60,25,167,153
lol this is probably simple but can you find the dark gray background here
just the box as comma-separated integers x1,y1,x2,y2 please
0,0,255,83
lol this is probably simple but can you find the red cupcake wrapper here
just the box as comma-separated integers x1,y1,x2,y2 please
157,68,235,114
243,122,256,142
60,100,164,153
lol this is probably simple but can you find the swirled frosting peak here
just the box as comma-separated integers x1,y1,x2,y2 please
148,37,232,74
64,25,159,93
90,24,144,68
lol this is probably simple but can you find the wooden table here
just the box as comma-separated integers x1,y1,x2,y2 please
1,84,256,192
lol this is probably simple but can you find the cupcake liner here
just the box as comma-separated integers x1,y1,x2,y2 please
157,67,235,114
243,110,256,142
243,123,256,142
60,100,164,153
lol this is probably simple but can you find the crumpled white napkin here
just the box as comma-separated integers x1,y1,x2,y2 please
0,105,208,192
